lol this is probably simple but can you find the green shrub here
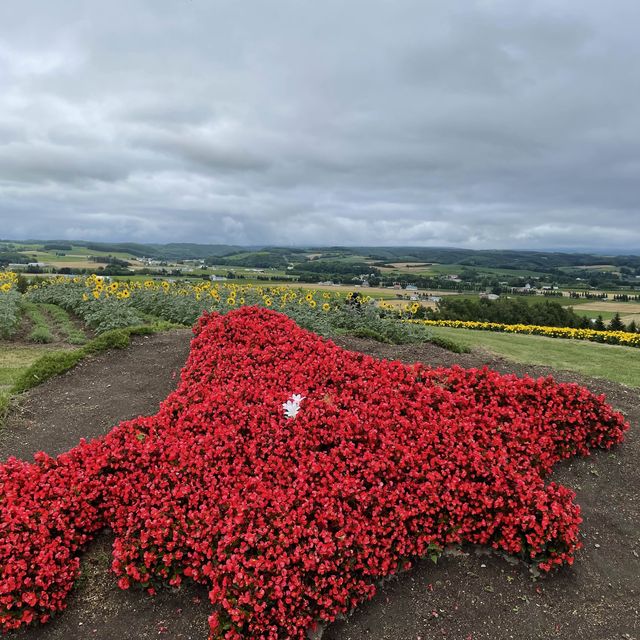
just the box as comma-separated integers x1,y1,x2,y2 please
428,335,471,354
346,327,392,343
81,329,131,354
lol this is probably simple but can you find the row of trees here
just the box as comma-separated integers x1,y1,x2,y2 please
426,298,584,328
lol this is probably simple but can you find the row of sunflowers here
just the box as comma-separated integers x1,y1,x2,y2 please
408,318,640,348
24,274,431,343
3,271,640,348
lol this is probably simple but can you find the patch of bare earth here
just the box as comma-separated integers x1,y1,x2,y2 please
1,332,638,640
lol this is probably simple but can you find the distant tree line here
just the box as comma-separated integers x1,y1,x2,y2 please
88,256,132,267
0,252,29,266
426,298,586,328
43,243,73,251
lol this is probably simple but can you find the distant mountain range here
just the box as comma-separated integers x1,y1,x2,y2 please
1,240,639,271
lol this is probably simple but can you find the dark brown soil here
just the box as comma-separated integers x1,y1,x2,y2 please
1,333,638,640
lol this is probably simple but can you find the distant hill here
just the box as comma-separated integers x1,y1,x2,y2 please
352,247,640,271
0,240,244,261
1,240,639,273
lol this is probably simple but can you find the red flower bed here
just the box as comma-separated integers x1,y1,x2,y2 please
0,307,629,637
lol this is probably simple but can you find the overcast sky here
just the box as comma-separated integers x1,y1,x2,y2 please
0,0,639,251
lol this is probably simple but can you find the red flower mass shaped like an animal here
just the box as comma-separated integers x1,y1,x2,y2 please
0,308,629,638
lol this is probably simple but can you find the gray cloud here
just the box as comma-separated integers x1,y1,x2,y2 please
0,0,639,250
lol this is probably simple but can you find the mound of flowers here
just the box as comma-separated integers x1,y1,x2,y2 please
0,307,629,638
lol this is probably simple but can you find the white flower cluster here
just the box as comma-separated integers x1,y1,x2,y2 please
282,393,305,419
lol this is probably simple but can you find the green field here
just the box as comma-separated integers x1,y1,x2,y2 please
17,245,144,263
426,326,640,387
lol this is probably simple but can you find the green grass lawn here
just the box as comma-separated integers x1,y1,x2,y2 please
426,326,640,387
0,345,65,394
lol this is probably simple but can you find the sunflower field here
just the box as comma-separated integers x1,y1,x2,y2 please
25,275,432,344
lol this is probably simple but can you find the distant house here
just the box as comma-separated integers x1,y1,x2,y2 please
480,293,500,301
209,275,227,281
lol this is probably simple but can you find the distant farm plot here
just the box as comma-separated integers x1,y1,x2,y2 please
577,301,640,313
17,247,146,269
570,264,620,272
372,262,434,272
561,300,640,325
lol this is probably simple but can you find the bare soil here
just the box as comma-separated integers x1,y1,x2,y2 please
1,331,638,640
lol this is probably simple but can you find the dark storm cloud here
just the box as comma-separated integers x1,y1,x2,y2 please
0,0,639,250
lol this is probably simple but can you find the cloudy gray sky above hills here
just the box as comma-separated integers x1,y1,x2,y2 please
0,0,639,251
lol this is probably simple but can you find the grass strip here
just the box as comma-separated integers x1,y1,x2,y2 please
426,325,640,387
39,304,87,345
0,391,9,425
10,323,180,395
22,302,54,344
11,350,85,394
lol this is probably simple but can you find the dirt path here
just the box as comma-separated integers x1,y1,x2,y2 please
1,332,638,640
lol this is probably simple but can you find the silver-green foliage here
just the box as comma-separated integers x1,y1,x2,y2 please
0,290,21,338
128,289,207,325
